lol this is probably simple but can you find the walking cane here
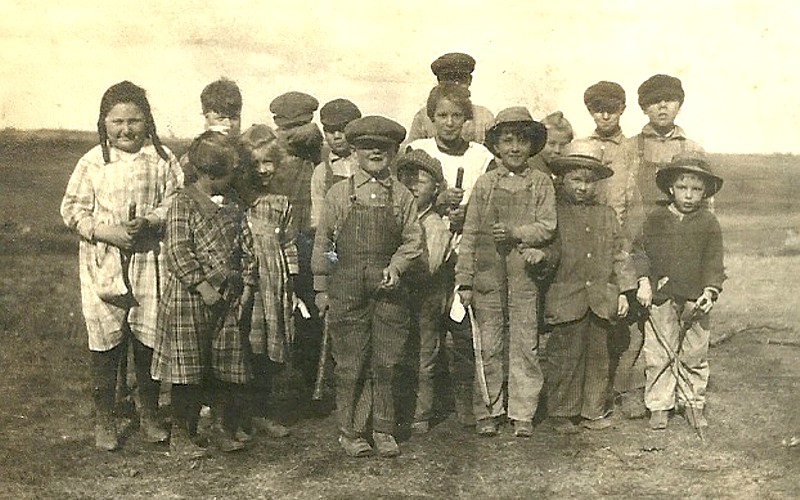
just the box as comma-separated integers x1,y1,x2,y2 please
312,317,331,401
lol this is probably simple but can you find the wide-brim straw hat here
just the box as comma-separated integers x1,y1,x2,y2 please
484,107,547,156
655,150,723,197
549,139,614,180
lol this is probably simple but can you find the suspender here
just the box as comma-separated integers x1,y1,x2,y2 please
637,131,688,166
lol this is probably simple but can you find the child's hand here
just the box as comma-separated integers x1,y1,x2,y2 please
123,217,150,238
695,289,717,314
521,248,545,266
444,187,464,207
196,281,222,306
94,223,135,250
315,292,329,317
457,289,473,308
378,267,400,290
449,206,466,233
617,294,630,317
492,222,518,244
636,278,652,308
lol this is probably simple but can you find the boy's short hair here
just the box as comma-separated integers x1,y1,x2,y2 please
201,78,242,116
426,83,474,121
542,111,574,141
188,130,239,178
655,151,723,198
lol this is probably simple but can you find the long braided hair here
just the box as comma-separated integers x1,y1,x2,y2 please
97,81,169,163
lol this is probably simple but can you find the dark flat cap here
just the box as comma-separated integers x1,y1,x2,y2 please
485,106,548,156
584,81,626,111
549,139,614,180
395,149,444,184
638,74,685,109
430,52,476,77
320,99,362,129
345,116,406,146
270,91,319,129
656,150,722,197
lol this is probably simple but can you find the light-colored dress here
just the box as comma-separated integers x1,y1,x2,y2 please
60,144,183,351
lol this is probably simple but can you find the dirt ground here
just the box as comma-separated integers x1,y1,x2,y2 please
1,134,799,498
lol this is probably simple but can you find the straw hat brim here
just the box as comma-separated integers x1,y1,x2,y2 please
549,155,614,180
655,165,723,197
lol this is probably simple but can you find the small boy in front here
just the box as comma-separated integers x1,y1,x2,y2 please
396,149,452,434
311,116,423,458
456,107,556,438
635,151,725,431
181,78,243,184
541,139,637,434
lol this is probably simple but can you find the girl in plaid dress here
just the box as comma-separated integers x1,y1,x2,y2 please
152,131,257,458
60,81,181,451
236,124,297,439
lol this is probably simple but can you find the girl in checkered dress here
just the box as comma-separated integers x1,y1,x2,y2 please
235,124,297,440
151,131,257,458
60,81,182,451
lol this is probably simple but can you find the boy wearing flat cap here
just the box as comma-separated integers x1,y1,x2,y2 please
605,74,705,419
634,151,724,431
312,116,423,457
396,149,452,434
456,107,556,438
310,98,362,230
539,139,637,434
407,52,495,145
268,91,326,404
580,81,627,203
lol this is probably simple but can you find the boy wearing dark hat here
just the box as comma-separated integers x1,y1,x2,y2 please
605,73,705,419
456,107,556,437
396,149,452,434
312,116,423,457
407,52,494,145
268,91,325,404
181,78,243,183
634,151,724,431
539,139,637,434
580,81,627,203
310,98,362,230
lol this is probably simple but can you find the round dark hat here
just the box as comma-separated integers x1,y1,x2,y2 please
430,52,476,77
638,74,685,109
270,91,319,128
344,116,406,146
549,139,614,180
396,149,444,184
320,99,362,128
484,107,547,156
655,150,723,197
584,81,626,110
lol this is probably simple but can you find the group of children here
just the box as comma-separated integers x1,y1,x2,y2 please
60,52,725,460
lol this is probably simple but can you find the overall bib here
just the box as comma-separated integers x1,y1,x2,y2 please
328,178,411,437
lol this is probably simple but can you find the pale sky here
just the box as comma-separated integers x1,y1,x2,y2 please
1,0,798,153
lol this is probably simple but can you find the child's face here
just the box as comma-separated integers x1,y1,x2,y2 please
590,104,624,136
540,129,571,165
399,167,438,209
670,172,706,214
105,102,147,154
643,99,681,130
324,127,351,158
432,98,467,143
208,163,237,195
561,168,597,204
354,141,396,176
251,146,276,188
495,130,532,173
204,111,241,137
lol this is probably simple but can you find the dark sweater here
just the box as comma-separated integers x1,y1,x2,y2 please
638,205,725,301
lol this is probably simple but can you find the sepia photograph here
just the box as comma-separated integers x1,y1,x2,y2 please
1,1,798,498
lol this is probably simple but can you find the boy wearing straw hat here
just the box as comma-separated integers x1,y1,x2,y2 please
635,151,725,430
455,107,556,438
541,139,637,434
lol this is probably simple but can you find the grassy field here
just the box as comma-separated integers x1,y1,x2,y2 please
1,130,799,498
